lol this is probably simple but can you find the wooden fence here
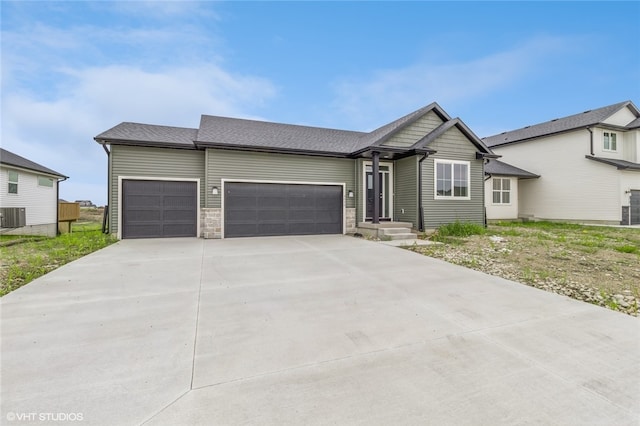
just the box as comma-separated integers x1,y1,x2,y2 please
58,202,80,233
58,202,80,221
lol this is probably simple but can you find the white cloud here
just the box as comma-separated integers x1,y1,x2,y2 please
332,36,579,130
2,64,276,205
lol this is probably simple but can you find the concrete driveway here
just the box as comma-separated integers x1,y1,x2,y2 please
1,235,638,425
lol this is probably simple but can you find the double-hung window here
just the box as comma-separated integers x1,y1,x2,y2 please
603,132,617,151
435,160,470,199
492,178,511,204
8,170,18,194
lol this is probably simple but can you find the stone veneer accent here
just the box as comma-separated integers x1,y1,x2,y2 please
201,208,221,239
201,207,357,239
345,208,356,234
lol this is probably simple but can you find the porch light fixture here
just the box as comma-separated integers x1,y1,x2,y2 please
348,190,354,198
212,186,219,195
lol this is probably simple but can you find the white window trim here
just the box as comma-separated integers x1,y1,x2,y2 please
491,177,512,206
37,176,55,188
7,170,18,195
434,159,471,200
603,131,618,152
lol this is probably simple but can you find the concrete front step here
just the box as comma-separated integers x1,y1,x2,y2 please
385,233,417,241
355,222,418,240
380,227,417,240
380,227,412,235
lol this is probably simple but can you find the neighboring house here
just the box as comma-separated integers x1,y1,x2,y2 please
484,159,539,221
75,200,96,207
94,102,497,239
483,100,640,225
0,148,67,236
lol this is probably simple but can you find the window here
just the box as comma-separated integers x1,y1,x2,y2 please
8,170,18,194
603,132,617,151
492,178,511,204
38,176,54,187
435,160,470,199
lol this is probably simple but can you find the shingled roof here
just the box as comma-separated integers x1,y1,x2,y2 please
0,148,66,178
95,102,495,157
483,101,640,148
195,115,364,154
484,159,539,179
94,122,198,149
585,156,640,170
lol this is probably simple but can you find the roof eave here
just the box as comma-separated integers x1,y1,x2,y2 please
585,155,640,170
0,163,67,179
95,138,197,150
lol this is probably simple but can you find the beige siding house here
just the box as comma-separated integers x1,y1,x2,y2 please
483,101,640,225
95,102,497,239
0,148,67,236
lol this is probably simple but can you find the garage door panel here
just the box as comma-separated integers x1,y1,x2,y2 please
259,209,288,221
289,210,316,221
122,180,197,239
258,223,288,236
224,182,342,238
126,195,162,208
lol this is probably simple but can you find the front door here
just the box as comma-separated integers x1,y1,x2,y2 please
365,164,392,220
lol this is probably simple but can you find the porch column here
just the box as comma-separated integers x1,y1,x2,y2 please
372,151,380,224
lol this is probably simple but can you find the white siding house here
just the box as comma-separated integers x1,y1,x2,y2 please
484,160,539,221
483,101,640,225
0,148,67,236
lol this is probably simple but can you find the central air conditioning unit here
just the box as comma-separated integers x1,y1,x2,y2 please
0,207,26,228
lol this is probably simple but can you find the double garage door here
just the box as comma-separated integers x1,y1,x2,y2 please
121,180,343,238
224,182,343,238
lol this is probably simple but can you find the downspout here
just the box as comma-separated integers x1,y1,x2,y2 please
56,176,69,236
417,153,428,232
587,127,594,156
102,143,110,234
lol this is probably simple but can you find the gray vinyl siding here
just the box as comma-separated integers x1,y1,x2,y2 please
110,145,205,233
422,126,485,228
206,149,356,209
382,111,444,148
394,156,418,226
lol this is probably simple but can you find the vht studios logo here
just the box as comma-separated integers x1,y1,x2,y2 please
6,412,84,422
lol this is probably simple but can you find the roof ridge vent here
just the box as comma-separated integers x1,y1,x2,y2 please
524,126,530,129
583,110,592,113
551,118,559,122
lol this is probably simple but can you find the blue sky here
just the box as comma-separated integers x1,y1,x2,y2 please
2,1,639,205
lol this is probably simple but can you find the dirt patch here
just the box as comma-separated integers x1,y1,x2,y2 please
408,223,640,317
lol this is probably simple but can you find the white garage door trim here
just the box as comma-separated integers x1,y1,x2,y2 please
117,176,200,240
221,179,346,239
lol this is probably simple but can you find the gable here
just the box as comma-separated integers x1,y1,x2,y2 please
602,106,638,127
428,126,483,160
380,110,444,148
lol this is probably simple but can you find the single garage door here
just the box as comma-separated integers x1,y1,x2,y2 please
631,190,640,225
122,180,197,239
224,182,343,238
